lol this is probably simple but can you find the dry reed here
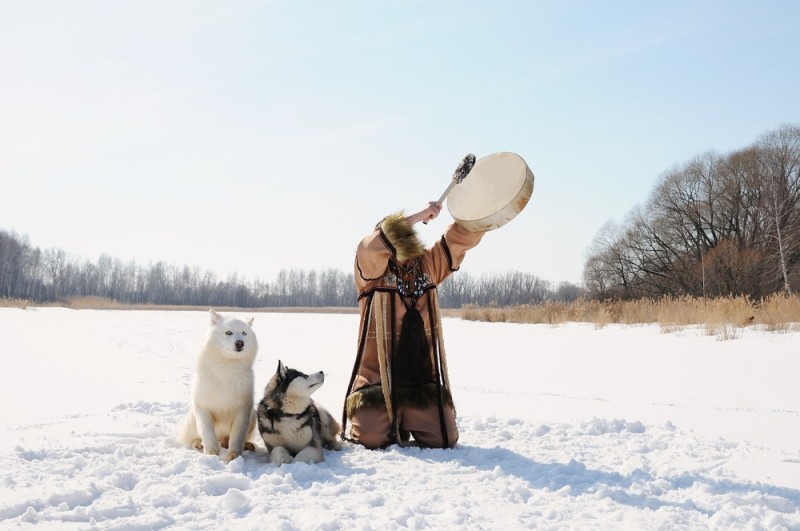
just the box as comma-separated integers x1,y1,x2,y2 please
460,294,800,333
0,296,358,314
3,295,798,334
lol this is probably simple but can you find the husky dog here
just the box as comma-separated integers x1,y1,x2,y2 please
257,360,342,465
178,309,259,463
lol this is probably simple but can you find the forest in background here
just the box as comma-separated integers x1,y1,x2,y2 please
0,229,581,309
584,124,800,300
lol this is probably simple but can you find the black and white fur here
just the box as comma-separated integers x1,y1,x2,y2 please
257,360,342,465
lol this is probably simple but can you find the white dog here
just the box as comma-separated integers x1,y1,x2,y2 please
178,309,259,462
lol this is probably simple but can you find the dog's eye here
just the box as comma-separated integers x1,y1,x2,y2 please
242,331,247,335
225,331,232,336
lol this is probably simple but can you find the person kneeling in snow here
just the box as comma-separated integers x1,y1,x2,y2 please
341,199,483,449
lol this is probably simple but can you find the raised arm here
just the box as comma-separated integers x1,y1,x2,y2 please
427,222,485,284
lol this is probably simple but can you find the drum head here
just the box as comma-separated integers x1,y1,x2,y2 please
447,152,534,232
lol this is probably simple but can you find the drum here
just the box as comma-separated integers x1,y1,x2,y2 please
447,152,534,232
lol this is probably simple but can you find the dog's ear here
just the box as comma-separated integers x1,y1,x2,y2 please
209,309,222,326
277,360,287,378
247,317,254,326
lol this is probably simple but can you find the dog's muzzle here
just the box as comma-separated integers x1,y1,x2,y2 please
235,340,244,352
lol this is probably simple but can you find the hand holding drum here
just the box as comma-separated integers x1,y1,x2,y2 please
422,154,477,225
425,152,535,231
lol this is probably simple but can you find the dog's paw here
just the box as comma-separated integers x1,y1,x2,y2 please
294,447,323,464
243,442,256,452
219,436,230,449
326,438,342,451
270,447,293,466
204,445,220,456
191,439,204,451
223,451,240,463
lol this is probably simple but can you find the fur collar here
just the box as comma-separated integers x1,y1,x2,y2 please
381,211,425,261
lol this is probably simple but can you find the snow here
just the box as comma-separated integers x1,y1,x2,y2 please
1,307,799,530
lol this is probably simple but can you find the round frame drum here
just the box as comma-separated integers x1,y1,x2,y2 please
447,152,534,232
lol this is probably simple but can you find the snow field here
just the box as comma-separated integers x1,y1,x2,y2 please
0,308,798,530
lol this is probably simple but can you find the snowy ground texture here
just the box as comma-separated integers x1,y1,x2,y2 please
1,308,799,530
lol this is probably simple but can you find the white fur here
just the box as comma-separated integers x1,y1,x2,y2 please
178,309,259,463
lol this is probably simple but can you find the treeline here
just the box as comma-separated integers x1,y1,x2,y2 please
584,124,800,300
0,232,356,307
0,230,582,308
437,270,583,308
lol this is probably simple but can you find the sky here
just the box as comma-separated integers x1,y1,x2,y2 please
2,1,799,286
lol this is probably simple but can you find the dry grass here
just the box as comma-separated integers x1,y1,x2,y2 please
460,294,800,334
0,298,43,308
4,295,798,336
0,296,358,314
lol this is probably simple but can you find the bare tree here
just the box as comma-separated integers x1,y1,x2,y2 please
584,219,635,298
44,248,68,299
758,125,800,294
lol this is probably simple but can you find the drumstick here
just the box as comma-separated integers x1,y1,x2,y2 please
423,153,476,224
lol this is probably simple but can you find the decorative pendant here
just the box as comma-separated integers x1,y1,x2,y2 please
391,259,426,301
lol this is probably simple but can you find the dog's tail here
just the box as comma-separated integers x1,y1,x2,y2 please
175,410,196,448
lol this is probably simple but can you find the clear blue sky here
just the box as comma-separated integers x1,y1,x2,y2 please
2,1,799,285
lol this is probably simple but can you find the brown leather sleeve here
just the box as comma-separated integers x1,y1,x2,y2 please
427,223,484,284
354,228,393,290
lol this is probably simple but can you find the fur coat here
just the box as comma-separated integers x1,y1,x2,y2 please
343,212,484,440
